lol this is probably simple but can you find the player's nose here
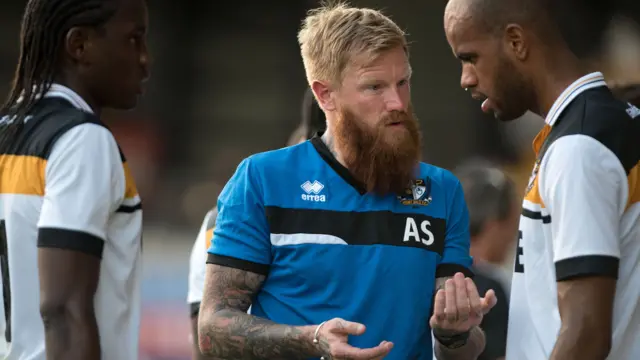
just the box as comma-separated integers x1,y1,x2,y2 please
139,45,151,82
460,64,478,90
384,89,407,112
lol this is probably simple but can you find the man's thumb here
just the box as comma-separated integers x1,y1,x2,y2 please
338,320,366,335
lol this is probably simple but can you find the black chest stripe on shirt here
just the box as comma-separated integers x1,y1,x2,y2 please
265,206,446,255
521,208,551,223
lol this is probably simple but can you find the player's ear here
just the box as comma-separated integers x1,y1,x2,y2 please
504,24,528,61
64,26,102,65
65,26,93,64
311,80,335,112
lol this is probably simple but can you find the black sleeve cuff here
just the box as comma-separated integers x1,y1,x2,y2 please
436,263,474,278
189,302,201,318
37,228,104,258
206,253,270,276
555,255,619,281
116,203,142,213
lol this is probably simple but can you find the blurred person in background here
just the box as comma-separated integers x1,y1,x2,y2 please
612,83,640,106
287,87,328,145
444,0,640,359
0,0,149,359
198,3,496,360
547,0,640,60
455,160,520,360
186,88,326,360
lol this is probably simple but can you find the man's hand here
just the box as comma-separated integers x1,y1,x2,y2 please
430,273,497,335
314,318,393,360
200,265,391,360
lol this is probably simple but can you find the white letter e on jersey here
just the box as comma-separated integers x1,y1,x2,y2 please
403,217,435,246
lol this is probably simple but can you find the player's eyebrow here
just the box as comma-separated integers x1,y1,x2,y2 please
128,23,147,34
456,52,477,62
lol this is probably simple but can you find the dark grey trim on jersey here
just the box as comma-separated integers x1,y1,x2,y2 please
555,255,619,281
539,87,640,174
189,301,201,318
266,206,447,255
1,98,105,158
206,253,270,276
436,263,474,279
37,228,105,258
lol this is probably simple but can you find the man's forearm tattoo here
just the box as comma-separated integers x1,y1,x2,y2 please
199,266,321,360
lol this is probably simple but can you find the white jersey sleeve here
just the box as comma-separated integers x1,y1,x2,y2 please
539,134,627,281
37,123,125,257
187,208,217,309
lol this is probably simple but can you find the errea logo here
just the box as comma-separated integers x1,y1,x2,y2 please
626,103,640,119
301,180,326,202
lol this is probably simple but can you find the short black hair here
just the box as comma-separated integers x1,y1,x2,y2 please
454,159,517,237
461,0,552,35
465,0,616,57
300,88,326,139
0,0,118,143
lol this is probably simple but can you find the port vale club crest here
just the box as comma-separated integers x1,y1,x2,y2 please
399,178,433,206
526,159,541,194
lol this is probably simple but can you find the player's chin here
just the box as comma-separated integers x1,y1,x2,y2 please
382,126,410,143
494,106,527,122
111,92,141,111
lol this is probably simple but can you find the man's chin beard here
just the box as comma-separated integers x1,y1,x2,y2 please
333,108,422,195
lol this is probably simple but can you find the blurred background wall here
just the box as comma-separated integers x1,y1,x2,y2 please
0,0,638,358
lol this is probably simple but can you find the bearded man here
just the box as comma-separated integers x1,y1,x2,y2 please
197,3,495,360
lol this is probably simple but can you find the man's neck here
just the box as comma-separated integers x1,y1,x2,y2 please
321,129,346,166
532,52,593,119
54,74,100,116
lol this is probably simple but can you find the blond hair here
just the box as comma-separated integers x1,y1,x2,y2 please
297,1,408,87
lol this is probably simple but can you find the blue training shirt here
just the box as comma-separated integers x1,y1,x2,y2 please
207,136,473,360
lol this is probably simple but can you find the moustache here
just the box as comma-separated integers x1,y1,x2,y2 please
381,111,411,126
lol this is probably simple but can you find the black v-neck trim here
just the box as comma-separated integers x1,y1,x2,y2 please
310,133,367,195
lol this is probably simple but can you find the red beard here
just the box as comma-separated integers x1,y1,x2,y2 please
332,105,422,195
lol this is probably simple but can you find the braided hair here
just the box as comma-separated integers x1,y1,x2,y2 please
0,0,118,147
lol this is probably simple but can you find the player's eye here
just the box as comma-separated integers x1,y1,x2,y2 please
129,34,143,46
398,79,408,87
367,84,382,91
457,53,477,64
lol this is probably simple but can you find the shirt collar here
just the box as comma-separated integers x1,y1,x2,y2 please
44,83,94,114
545,72,607,126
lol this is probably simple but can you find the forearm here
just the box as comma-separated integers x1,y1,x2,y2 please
199,308,321,360
434,326,485,360
191,315,215,360
41,306,100,359
549,326,611,360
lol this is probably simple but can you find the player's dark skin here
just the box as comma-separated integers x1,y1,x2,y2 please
612,84,640,107
31,0,149,358
445,0,616,358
